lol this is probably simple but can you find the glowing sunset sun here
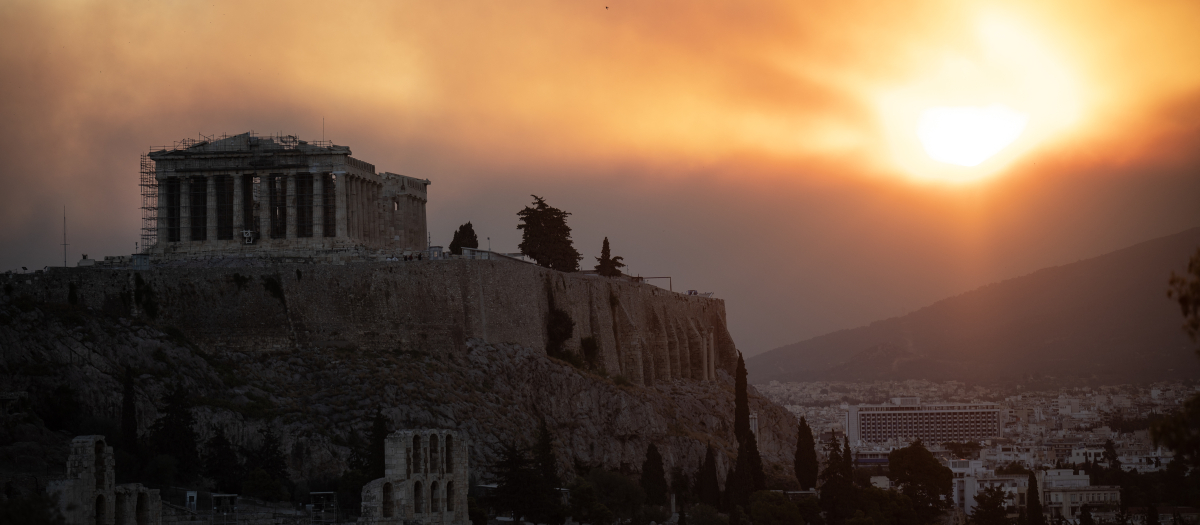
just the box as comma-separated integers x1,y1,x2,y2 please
917,105,1028,167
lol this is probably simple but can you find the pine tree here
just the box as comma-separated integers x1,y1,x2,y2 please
641,443,668,506
120,370,138,455
794,417,818,490
517,195,582,272
734,353,750,444
694,445,721,509
243,427,288,482
1027,471,1047,525
971,486,1009,525
593,238,626,277
494,443,539,522
148,386,200,482
449,222,480,256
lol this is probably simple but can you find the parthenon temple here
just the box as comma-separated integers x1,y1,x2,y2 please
142,132,429,260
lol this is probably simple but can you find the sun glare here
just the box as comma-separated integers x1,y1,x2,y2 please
877,12,1082,182
917,105,1028,167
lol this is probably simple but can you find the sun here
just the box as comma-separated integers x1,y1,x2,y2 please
917,105,1028,167
877,12,1082,182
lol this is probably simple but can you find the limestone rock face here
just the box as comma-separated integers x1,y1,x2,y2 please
1,263,797,485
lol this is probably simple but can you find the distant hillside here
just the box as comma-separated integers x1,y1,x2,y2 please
748,227,1200,385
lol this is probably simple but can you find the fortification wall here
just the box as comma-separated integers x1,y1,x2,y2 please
10,260,736,385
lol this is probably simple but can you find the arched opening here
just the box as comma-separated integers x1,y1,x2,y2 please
446,481,455,512
136,492,149,525
94,440,106,489
414,481,424,514
382,483,394,518
95,494,106,525
445,435,454,471
412,435,422,473
429,435,439,473
430,481,440,513
115,493,130,524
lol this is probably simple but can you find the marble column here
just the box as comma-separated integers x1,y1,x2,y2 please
334,173,348,238
206,175,217,243
232,175,244,244
313,173,324,239
180,177,191,242
285,174,297,240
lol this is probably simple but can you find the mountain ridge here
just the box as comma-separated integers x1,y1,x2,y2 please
748,227,1200,384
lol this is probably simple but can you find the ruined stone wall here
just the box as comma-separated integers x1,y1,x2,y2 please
14,260,736,385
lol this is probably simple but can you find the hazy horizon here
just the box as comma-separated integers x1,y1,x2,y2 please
2,1,1199,356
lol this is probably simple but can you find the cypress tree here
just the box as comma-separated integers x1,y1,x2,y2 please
641,443,668,506
819,438,847,525
120,369,138,454
449,222,479,256
841,436,853,482
1147,504,1160,525
148,386,200,482
594,237,626,277
366,411,389,479
734,353,750,444
695,445,721,508
794,417,818,490
1027,471,1046,525
204,426,242,493
531,421,564,524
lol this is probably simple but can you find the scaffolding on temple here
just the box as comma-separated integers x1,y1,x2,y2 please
139,152,157,253
139,132,338,253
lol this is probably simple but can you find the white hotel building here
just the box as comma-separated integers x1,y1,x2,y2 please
846,397,1002,445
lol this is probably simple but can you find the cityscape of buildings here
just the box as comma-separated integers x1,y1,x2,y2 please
758,379,1197,519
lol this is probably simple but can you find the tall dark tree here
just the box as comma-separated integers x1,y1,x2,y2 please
204,426,243,493
517,196,582,272
449,221,480,256
593,238,626,277
734,353,750,444
794,417,818,490
1103,439,1121,470
728,433,765,510
1154,247,1200,465
641,443,668,506
1026,471,1047,525
365,411,389,479
888,441,952,525
530,422,565,524
819,439,854,525
494,443,539,522
841,436,853,481
1147,504,1160,525
120,369,138,454
694,445,721,508
148,386,200,482
970,486,1008,525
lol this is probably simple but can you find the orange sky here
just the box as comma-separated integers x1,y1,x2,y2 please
2,0,1199,354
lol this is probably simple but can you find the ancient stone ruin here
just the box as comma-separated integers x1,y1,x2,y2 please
141,132,430,261
47,435,162,525
359,429,469,525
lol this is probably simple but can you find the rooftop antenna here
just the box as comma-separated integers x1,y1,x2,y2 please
322,117,325,143
61,206,68,267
